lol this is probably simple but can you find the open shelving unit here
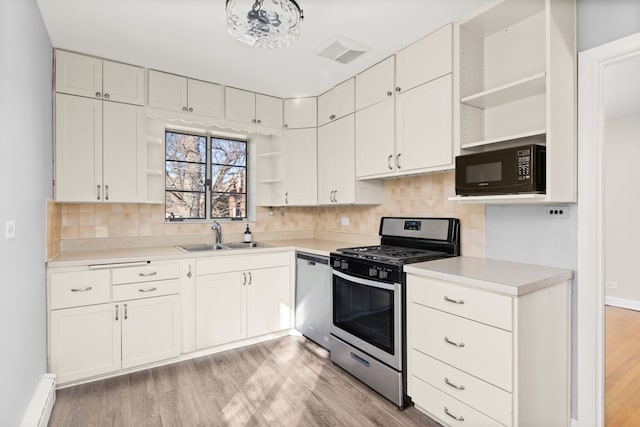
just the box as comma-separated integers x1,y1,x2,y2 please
453,0,576,203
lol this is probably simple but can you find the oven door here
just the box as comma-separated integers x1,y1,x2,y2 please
331,269,402,370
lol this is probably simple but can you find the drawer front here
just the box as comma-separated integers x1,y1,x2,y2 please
196,252,289,275
408,275,512,331
410,350,512,427
112,279,180,301
112,263,179,285
412,376,505,427
50,270,111,309
411,304,513,391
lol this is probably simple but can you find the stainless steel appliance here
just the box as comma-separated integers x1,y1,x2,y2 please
330,217,460,408
295,252,332,350
455,144,546,196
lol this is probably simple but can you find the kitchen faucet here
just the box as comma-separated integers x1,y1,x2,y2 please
211,221,222,246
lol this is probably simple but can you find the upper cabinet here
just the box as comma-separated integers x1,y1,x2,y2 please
283,97,317,129
318,79,355,127
225,87,283,129
148,70,223,118
55,50,144,106
454,0,576,203
355,24,455,179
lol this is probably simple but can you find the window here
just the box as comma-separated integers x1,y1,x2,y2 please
165,131,248,220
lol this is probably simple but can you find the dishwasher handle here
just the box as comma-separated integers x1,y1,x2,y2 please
296,252,329,265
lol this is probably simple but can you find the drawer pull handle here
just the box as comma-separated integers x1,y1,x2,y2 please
444,295,465,305
138,272,157,277
444,407,464,422
139,287,157,293
444,377,465,390
124,303,128,320
70,286,93,292
115,304,119,321
444,336,465,348
350,352,370,367
242,272,247,286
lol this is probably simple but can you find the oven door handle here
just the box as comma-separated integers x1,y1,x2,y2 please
332,269,398,291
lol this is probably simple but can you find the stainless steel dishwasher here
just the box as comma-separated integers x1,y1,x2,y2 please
295,252,332,350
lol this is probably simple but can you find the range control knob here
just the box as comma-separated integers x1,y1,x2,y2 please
368,268,378,277
341,261,349,270
379,270,389,279
333,259,341,268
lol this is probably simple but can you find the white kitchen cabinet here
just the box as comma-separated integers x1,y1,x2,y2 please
355,56,395,111
283,97,317,129
55,93,145,202
148,70,223,118
454,0,576,203
318,114,384,205
406,270,571,427
225,87,283,128
318,78,355,126
55,50,145,105
282,128,318,205
355,97,395,178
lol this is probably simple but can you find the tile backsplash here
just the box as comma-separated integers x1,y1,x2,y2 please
49,172,485,257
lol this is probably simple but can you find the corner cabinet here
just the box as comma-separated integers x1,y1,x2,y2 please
453,0,576,203
148,70,223,119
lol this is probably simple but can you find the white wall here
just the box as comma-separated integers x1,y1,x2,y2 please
0,0,52,424
605,114,640,302
577,0,640,52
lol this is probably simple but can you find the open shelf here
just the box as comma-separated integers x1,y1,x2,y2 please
146,169,163,176
258,151,281,158
146,137,163,145
462,129,546,150
259,178,282,184
461,73,546,108
448,194,547,204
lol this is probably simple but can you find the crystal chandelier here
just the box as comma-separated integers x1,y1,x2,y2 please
226,0,304,49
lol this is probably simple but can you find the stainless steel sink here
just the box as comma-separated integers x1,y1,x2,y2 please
177,242,271,252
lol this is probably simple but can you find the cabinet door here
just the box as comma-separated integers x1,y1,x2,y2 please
50,303,121,384
256,94,283,128
333,114,356,204
102,102,145,202
355,56,395,111
148,70,188,113
396,23,452,93
195,272,246,349
55,50,102,99
187,79,223,118
225,87,256,124
396,74,453,172
318,78,355,126
55,94,102,202
355,97,395,178
121,295,181,369
317,123,336,204
283,97,317,129
283,128,317,205
103,60,145,105
246,266,291,337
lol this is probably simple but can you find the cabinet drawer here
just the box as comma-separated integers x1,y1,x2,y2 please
50,270,111,309
112,263,179,285
411,376,504,427
196,252,289,275
411,304,512,391
410,350,512,427
409,275,512,331
113,279,180,301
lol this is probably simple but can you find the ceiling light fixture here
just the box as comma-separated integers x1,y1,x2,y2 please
226,0,304,49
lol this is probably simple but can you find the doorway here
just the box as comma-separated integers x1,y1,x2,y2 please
577,32,640,426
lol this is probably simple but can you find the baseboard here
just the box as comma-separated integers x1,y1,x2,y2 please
21,374,56,427
605,296,640,311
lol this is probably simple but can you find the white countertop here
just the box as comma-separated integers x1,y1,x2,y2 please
46,238,355,268
404,256,574,296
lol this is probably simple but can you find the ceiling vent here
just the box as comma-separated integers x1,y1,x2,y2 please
316,36,368,64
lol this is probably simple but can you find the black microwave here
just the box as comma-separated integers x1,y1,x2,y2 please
455,144,546,196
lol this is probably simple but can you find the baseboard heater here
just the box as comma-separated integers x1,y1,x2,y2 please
21,374,56,427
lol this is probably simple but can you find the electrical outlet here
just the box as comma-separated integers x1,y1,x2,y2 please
341,216,350,226
5,220,15,240
544,206,569,219
606,281,618,289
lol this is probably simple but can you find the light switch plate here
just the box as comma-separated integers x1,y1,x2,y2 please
5,220,15,240
341,216,349,226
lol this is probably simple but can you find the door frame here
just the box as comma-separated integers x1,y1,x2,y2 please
577,31,640,427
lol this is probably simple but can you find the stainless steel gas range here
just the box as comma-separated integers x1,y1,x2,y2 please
330,217,460,408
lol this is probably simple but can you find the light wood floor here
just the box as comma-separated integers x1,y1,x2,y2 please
606,305,640,426
49,336,441,426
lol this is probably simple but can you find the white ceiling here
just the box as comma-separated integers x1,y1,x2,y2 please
36,0,493,99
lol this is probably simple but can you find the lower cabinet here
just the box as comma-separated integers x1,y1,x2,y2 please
195,266,291,350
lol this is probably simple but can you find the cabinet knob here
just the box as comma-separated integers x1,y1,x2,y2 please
182,106,188,112
387,91,393,96
252,118,257,123
329,114,336,120
188,107,193,112
257,119,262,124
284,123,289,128
104,93,110,99
395,87,401,92
95,91,102,98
